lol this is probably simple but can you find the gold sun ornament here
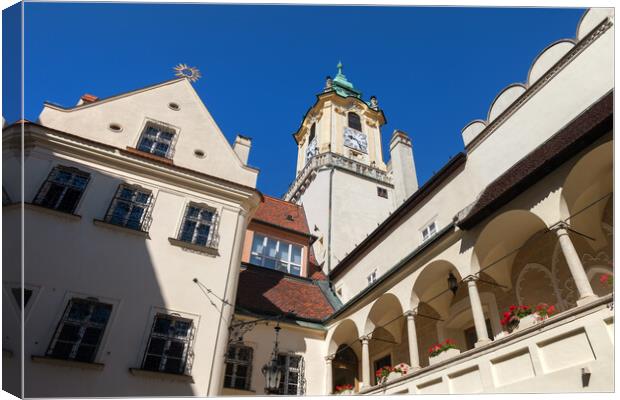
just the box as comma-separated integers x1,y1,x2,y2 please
174,63,202,82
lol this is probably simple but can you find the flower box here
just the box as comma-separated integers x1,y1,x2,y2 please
386,371,403,382
336,389,354,395
428,347,460,365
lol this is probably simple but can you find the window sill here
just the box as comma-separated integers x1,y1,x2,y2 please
93,219,150,238
31,355,104,370
129,368,194,383
168,237,219,256
123,147,174,165
20,203,82,221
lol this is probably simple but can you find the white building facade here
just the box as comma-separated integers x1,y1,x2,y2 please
2,7,615,398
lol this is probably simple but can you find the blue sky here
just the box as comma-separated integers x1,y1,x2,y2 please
4,3,584,197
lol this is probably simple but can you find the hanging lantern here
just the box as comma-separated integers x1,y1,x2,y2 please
447,272,458,295
261,324,283,394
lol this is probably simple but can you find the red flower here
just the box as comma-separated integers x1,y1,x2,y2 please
509,305,516,311
600,274,609,284
547,305,556,315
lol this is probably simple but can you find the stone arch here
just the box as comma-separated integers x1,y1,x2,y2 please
411,260,463,320
327,319,361,358
363,293,405,342
560,140,612,251
472,209,549,289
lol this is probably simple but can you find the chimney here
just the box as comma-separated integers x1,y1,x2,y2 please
233,134,252,165
389,130,418,204
76,93,98,106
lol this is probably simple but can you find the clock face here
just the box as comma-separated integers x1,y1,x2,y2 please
343,126,368,153
306,138,318,161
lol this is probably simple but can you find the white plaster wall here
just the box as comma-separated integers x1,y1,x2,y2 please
223,322,326,396
37,78,257,188
4,135,255,396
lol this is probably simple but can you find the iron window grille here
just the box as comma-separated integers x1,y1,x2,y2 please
137,122,177,159
33,166,90,213
224,344,253,391
142,313,195,375
249,234,303,276
277,353,305,395
104,184,154,232
177,203,219,249
46,298,112,363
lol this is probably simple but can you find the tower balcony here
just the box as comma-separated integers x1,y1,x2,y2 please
284,152,392,202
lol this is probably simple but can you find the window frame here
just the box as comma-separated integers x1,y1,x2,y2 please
377,187,388,198
277,352,305,395
141,313,195,376
421,221,438,242
249,233,304,276
347,112,362,132
103,183,154,232
32,165,91,214
45,297,113,363
136,120,179,159
176,202,219,249
367,270,378,286
224,343,254,391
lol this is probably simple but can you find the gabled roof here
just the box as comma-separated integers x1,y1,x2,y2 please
252,195,312,237
236,264,335,322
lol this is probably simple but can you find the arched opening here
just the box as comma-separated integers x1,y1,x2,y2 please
348,112,362,132
332,344,359,392
364,293,407,384
328,319,361,392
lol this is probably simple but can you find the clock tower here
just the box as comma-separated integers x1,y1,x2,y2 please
284,63,418,275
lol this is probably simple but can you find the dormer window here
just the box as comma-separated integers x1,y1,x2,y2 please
347,112,362,132
137,122,176,159
250,234,303,276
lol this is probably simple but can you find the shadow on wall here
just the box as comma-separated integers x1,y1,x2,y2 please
3,166,200,397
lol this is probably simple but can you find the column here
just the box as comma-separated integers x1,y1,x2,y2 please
465,276,491,347
325,355,335,394
361,336,371,388
405,311,421,370
553,222,597,305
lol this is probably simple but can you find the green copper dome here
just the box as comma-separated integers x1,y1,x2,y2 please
329,61,362,99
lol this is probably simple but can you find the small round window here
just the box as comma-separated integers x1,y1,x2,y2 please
169,102,180,111
194,149,206,158
109,123,123,132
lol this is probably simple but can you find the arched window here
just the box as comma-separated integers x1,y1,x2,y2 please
309,123,316,142
348,112,362,132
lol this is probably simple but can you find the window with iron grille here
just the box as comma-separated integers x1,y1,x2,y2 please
46,298,112,363
104,184,153,231
177,203,218,248
137,123,176,158
277,353,305,395
142,313,194,375
33,166,90,213
224,344,253,390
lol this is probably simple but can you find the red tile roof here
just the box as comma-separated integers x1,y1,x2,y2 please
252,195,310,236
236,264,334,321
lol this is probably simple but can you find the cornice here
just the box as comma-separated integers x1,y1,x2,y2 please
7,123,262,211
466,17,613,152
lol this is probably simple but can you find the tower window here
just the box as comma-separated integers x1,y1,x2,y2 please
377,187,388,198
347,112,362,132
309,123,316,143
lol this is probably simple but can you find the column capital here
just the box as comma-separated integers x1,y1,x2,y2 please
405,310,417,318
360,334,372,344
550,221,571,234
463,275,479,283
325,354,335,362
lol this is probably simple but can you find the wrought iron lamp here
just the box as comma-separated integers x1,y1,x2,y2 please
261,323,284,394
447,272,459,295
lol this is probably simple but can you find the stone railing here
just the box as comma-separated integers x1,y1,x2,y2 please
360,295,613,395
283,152,392,201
